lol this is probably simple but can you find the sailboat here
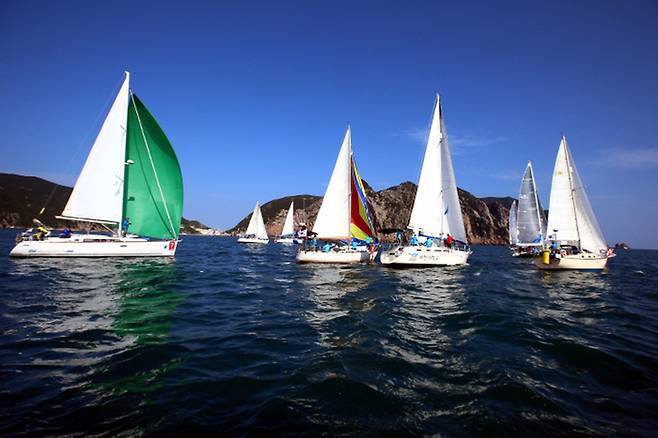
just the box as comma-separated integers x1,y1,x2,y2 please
509,200,518,247
534,136,612,270
276,201,298,244
238,202,269,244
380,94,471,267
296,126,377,263
10,72,184,258
512,161,547,257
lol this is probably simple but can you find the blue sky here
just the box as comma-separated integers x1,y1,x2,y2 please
1,1,657,247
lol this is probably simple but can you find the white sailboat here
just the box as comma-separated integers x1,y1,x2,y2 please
509,200,518,246
534,136,612,270
296,126,377,263
276,201,298,244
512,161,547,257
238,202,269,244
10,72,184,258
381,94,471,267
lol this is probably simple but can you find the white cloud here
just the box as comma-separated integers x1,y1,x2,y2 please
399,128,508,154
600,147,658,168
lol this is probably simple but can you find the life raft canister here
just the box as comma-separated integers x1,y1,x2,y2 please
542,249,550,265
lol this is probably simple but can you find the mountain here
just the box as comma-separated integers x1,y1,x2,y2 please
229,180,515,244
0,173,212,233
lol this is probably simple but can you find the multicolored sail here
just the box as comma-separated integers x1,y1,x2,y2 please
350,157,376,241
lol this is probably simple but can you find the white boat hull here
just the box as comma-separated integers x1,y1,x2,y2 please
380,245,470,266
238,237,269,244
296,249,374,264
533,253,609,270
9,235,178,258
275,237,300,244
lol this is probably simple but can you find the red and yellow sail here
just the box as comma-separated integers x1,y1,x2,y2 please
350,157,376,241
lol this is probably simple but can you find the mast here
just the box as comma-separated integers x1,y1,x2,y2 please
347,125,353,238
563,136,581,250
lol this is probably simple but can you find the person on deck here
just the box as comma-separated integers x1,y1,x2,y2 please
424,238,433,248
322,242,332,253
122,217,130,237
60,227,71,238
395,230,403,244
35,225,49,241
410,233,419,246
445,233,454,248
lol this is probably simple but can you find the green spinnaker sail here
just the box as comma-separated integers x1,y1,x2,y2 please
123,93,183,240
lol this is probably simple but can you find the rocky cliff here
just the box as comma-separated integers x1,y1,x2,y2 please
0,173,212,234
229,181,515,244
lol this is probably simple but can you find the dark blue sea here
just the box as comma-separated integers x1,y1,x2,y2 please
1,229,657,436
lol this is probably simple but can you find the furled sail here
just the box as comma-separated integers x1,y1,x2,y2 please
123,93,183,240
60,73,130,224
509,200,518,245
516,161,547,245
312,127,352,240
281,201,295,236
409,94,467,242
546,136,606,253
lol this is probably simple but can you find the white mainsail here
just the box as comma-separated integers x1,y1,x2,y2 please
517,161,547,245
61,72,130,224
281,201,295,236
245,202,269,240
509,200,518,245
408,94,467,242
312,127,352,240
546,136,607,253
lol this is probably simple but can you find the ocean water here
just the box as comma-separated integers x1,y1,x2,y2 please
1,230,657,436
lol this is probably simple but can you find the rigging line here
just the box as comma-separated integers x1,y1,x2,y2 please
130,92,177,239
39,74,127,219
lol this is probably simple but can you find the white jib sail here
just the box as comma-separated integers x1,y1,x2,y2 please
281,201,295,236
409,94,467,242
245,201,264,238
61,72,130,224
509,200,518,245
517,161,546,245
312,127,352,240
546,136,606,253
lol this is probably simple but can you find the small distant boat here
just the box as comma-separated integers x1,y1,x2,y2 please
534,136,612,270
275,201,299,244
511,161,547,257
10,72,184,257
380,94,471,267
296,127,377,264
509,200,518,248
238,202,269,244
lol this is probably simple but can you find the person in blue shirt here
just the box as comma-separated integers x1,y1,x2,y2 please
322,242,332,252
410,234,419,246
351,240,358,250
424,237,433,248
122,217,130,236
60,226,71,238
308,236,318,249
395,230,403,243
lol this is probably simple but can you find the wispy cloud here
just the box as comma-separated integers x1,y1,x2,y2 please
599,147,658,169
398,128,508,154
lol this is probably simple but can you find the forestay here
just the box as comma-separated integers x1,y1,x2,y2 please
546,136,606,253
61,73,130,224
408,95,467,243
509,200,518,245
517,161,546,245
312,128,352,240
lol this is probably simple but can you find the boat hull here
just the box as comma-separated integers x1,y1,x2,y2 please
380,245,470,267
275,237,300,244
533,253,608,270
237,237,269,244
9,236,178,258
296,249,373,264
